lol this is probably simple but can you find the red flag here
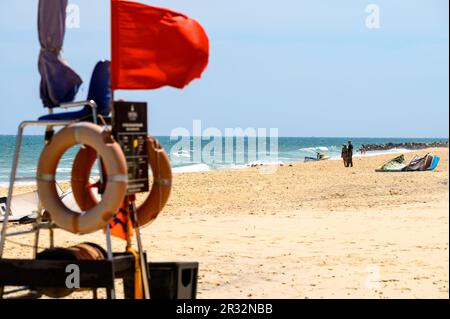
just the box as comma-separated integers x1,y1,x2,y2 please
111,0,209,90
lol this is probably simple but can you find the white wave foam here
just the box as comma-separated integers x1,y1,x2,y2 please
328,148,414,161
247,160,285,167
354,148,413,158
299,146,329,153
225,164,248,170
172,163,211,173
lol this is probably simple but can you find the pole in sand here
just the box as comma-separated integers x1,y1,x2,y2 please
129,195,151,299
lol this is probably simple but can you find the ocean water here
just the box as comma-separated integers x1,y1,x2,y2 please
0,135,447,186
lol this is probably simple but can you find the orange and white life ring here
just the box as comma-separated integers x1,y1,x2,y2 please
37,122,128,234
71,136,172,227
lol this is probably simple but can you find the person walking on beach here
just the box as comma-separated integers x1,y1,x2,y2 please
347,140,354,167
341,144,348,167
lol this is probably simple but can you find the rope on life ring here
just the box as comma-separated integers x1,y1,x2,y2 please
71,135,172,227
37,122,128,234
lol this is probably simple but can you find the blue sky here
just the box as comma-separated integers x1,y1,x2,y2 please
0,0,448,137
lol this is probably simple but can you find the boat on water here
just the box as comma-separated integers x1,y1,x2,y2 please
304,153,331,163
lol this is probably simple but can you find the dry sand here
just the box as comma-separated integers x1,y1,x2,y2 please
0,148,448,299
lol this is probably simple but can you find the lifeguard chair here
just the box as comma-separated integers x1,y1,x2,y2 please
0,0,206,299
0,0,138,299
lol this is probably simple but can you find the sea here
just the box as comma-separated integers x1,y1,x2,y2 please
0,135,447,187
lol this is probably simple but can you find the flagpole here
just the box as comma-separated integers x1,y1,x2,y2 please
104,0,116,300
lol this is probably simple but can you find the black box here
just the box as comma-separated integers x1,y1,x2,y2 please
123,261,199,299
149,262,198,299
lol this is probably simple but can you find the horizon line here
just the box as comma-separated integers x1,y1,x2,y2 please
0,134,448,140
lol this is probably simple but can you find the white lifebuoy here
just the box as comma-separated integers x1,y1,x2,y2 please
37,122,128,234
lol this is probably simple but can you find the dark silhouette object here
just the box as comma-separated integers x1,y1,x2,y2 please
347,141,354,167
360,144,367,155
341,144,348,167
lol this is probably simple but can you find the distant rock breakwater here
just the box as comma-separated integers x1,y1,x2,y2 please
361,141,449,152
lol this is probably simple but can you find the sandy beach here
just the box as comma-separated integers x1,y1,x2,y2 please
0,148,448,299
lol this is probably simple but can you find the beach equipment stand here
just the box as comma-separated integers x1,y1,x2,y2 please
0,101,155,299
0,252,148,299
1,0,205,298
0,102,129,299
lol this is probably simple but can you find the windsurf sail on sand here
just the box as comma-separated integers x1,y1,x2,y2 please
375,154,440,172
38,0,82,108
428,155,440,171
375,155,407,172
405,154,439,171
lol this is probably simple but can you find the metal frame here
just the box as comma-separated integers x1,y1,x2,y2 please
0,98,152,299
0,119,74,258
0,100,118,299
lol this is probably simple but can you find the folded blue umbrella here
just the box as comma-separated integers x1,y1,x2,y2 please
38,0,82,108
